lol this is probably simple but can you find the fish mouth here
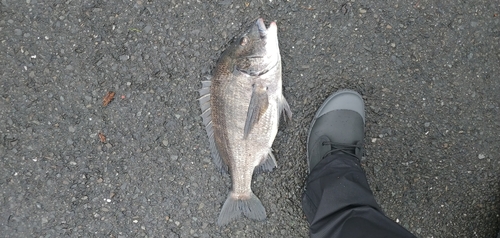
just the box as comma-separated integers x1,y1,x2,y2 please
256,18,277,37
256,18,267,35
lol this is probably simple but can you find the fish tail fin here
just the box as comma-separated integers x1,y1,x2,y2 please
217,192,267,226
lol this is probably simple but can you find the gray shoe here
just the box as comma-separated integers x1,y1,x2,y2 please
306,90,365,172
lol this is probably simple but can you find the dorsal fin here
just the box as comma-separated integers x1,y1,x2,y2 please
198,77,228,173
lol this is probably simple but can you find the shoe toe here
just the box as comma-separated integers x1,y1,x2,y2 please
315,90,365,123
310,110,364,146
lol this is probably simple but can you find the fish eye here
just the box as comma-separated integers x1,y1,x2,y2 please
240,37,248,46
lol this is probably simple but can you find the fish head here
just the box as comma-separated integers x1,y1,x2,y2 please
228,18,280,76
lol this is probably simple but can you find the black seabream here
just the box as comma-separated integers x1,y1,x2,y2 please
199,18,292,225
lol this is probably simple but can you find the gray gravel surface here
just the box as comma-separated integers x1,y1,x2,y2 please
1,0,499,237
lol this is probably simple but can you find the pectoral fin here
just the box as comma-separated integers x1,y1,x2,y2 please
244,85,269,139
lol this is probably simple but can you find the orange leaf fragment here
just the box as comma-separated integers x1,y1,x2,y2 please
98,132,106,143
103,91,115,106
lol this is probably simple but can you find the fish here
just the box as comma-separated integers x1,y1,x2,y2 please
198,18,292,226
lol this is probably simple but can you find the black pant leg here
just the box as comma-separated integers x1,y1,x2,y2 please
302,152,416,238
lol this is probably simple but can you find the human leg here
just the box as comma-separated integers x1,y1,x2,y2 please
302,90,415,238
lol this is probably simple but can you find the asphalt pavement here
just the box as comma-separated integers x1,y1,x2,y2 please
1,0,499,237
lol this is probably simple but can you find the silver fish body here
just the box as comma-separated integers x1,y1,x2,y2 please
199,18,292,225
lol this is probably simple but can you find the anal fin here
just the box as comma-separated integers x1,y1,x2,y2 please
281,95,292,121
254,151,277,174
